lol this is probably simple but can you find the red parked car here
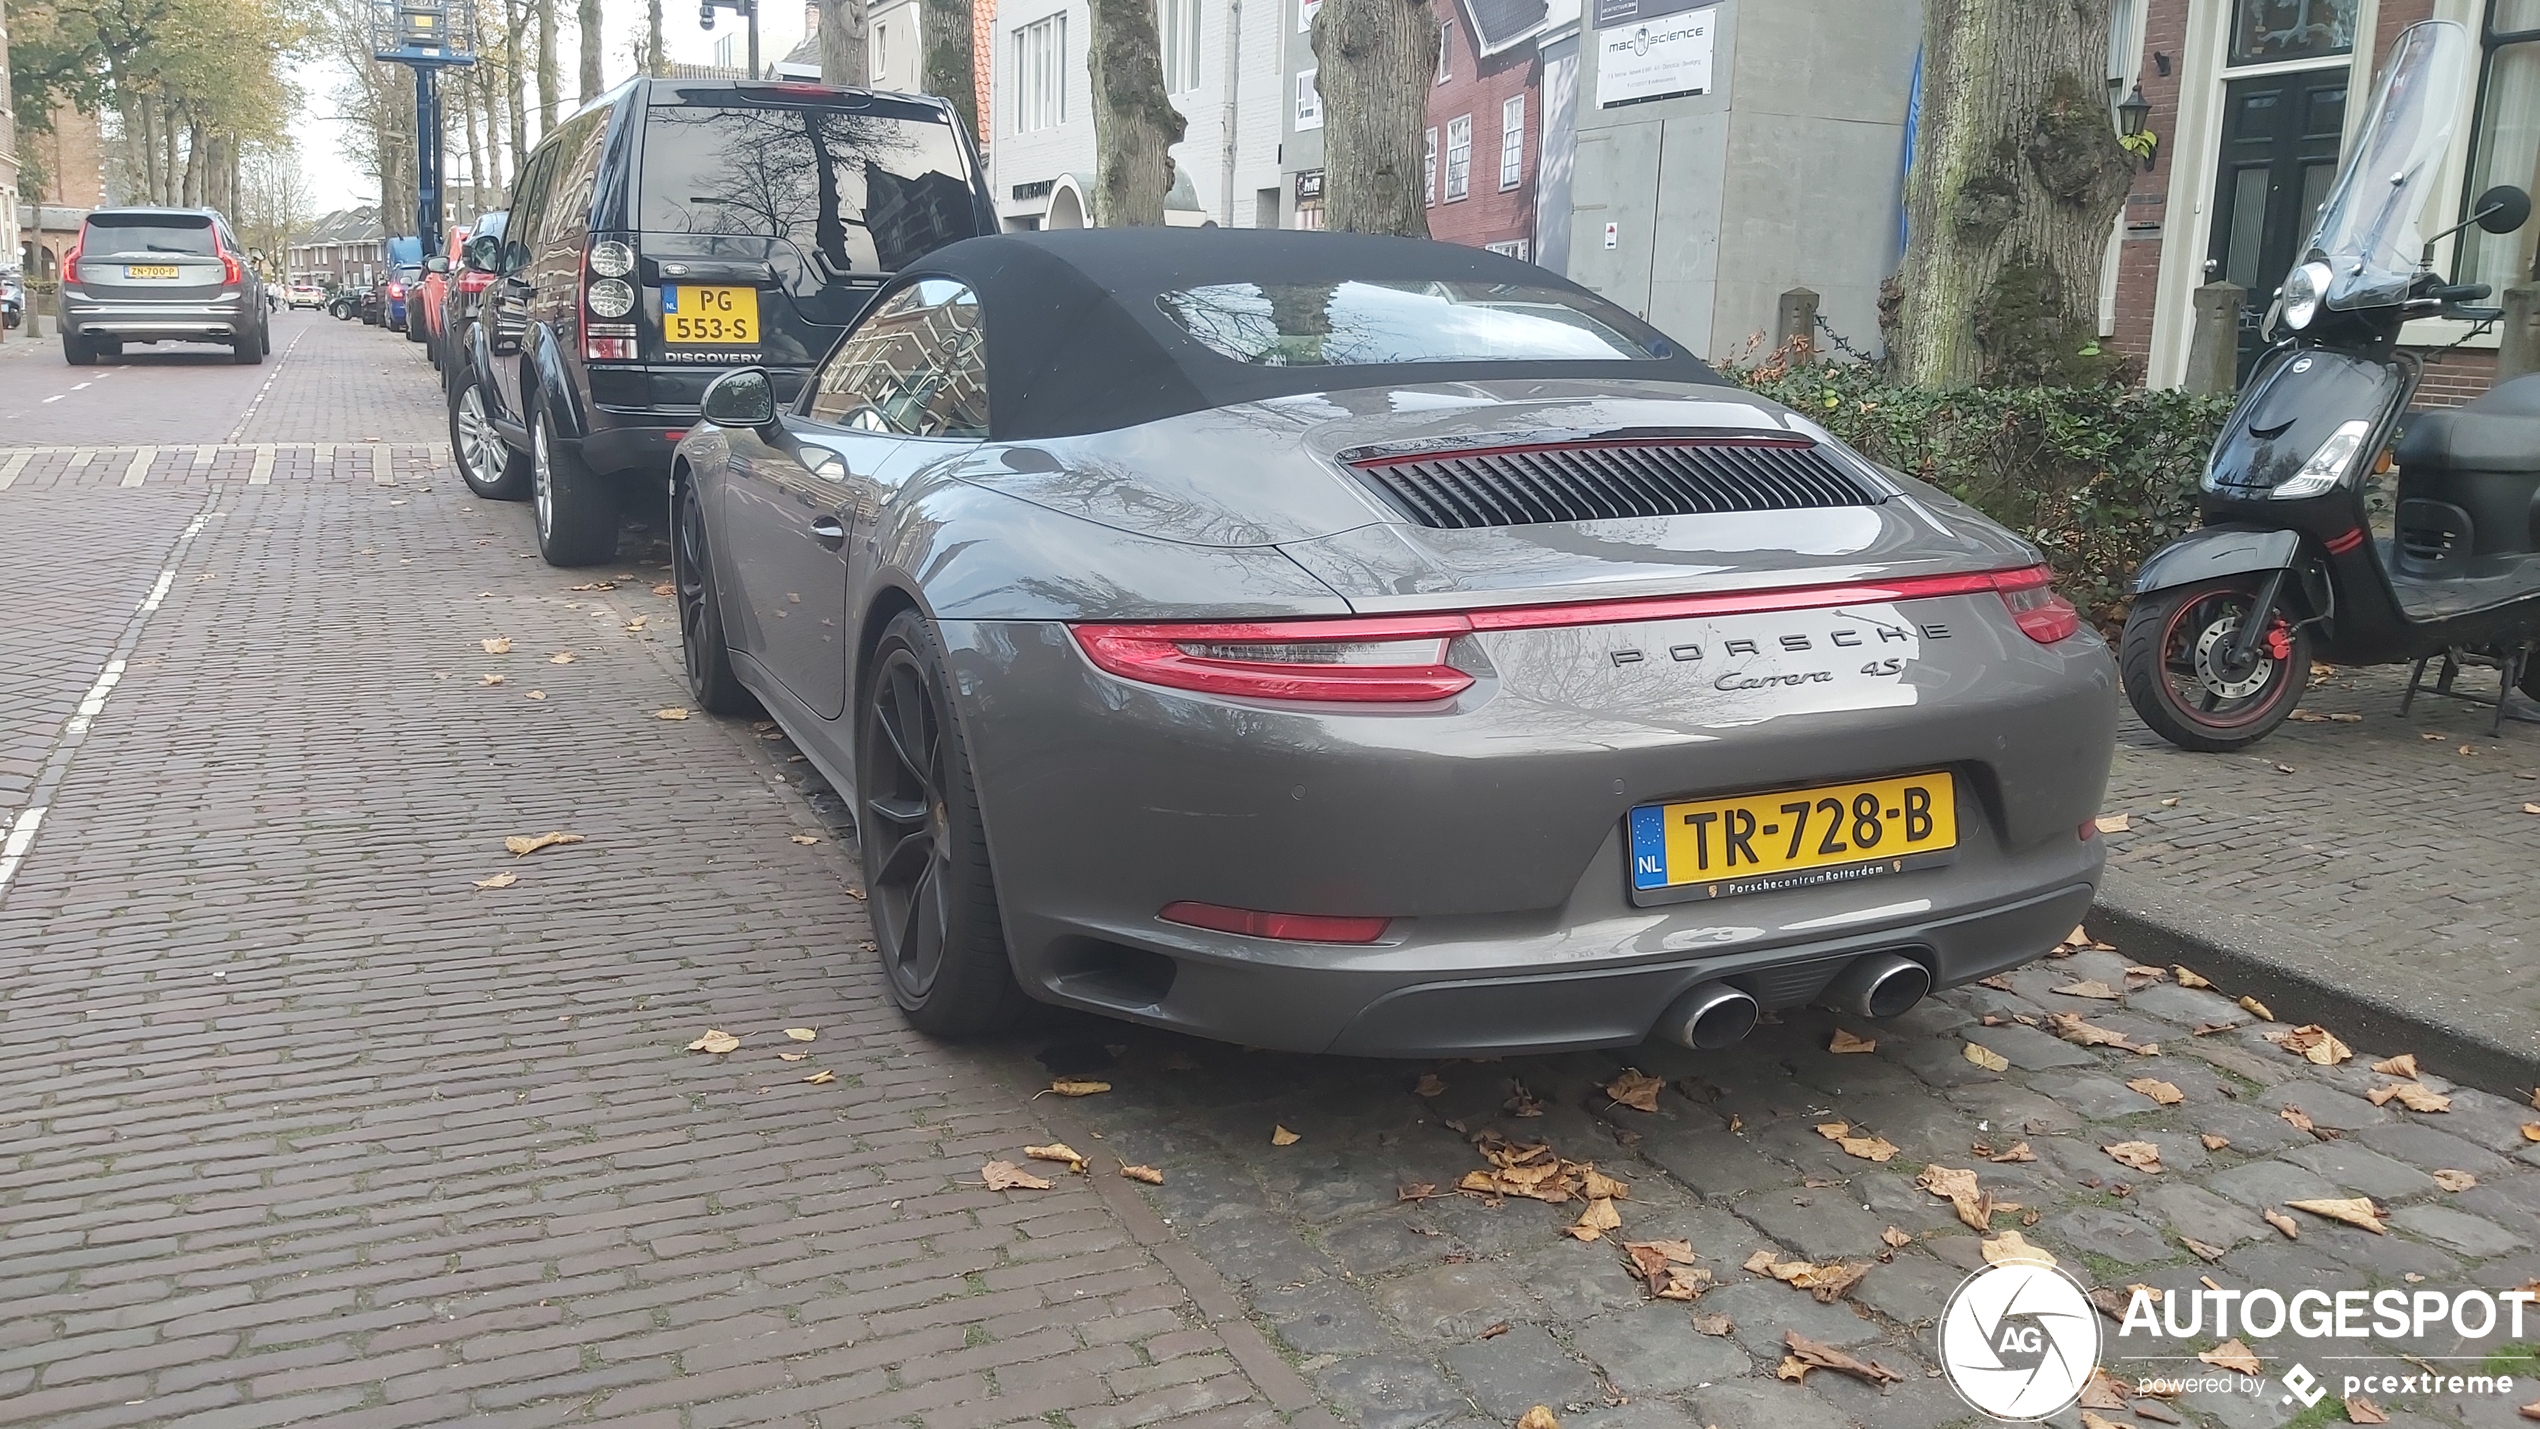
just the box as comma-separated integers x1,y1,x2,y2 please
413,225,466,351
422,213,505,387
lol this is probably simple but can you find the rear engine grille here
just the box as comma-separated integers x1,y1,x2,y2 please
1352,440,1882,530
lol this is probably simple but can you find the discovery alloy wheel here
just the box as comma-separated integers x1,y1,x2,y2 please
449,368,529,499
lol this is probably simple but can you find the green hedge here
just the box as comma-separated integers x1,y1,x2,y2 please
1724,363,2235,620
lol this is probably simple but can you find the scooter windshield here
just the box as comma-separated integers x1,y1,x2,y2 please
2306,19,2469,311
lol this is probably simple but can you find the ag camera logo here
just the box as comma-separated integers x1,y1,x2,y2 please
1939,1260,2103,1420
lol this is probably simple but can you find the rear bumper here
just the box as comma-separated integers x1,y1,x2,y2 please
61,293,252,340
942,605,2119,1056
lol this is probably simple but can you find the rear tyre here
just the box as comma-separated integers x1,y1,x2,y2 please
449,364,530,500
2121,577,2310,753
62,332,93,365
673,479,759,716
531,407,619,567
858,609,1030,1037
232,323,264,365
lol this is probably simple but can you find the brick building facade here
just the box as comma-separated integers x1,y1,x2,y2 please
1425,0,1548,258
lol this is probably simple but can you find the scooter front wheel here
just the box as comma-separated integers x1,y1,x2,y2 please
2121,577,2311,753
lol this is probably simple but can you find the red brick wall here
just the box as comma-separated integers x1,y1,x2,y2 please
2415,347,2499,408
2109,0,2190,370
1425,8,1538,254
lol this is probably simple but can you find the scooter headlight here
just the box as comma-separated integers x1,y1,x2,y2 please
2274,418,2373,499
2281,260,2331,331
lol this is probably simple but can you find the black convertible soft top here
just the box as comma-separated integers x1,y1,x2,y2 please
899,228,1722,442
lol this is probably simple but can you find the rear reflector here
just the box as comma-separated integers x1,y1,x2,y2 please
1159,901,1391,943
1071,564,2074,701
585,336,638,361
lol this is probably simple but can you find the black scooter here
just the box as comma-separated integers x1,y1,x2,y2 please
2123,19,2540,752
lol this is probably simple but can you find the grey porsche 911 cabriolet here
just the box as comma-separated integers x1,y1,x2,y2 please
669,228,2116,1057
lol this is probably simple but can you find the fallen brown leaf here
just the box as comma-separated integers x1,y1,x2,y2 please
1514,1408,1561,1429
1827,1028,1877,1054
2239,995,2276,1021
2371,1053,2419,1077
2346,1396,2390,1425
2056,979,2121,1000
1989,1141,2038,1163
684,1029,739,1055
2200,1338,2262,1375
981,1160,1051,1191
1964,1042,2010,1072
2289,1197,2388,1234
504,831,585,857
2264,1208,2300,1239
1813,1122,1899,1163
1048,1079,1112,1097
524,690,545,700
779,1052,808,1062
1120,1163,1165,1185
1916,1164,2016,1229
2282,1107,2318,1135
2182,1236,2227,1263
479,673,506,686
481,637,512,654
802,1070,835,1085
1505,1081,1546,1117
1565,1196,1623,1242
1744,1248,1871,1301
1691,1312,1733,1336
2105,1141,2165,1173
2175,966,2215,989
1881,1226,1912,1248
2081,1412,2129,1429
624,616,648,632
652,582,676,597
2095,814,2130,833
2129,1078,2185,1106
2524,1123,2540,1142
549,652,575,664
2079,1368,2132,1409
2192,1022,2241,1036
654,707,689,720
2434,1169,2478,1192
1414,1073,1447,1097
1781,1331,1903,1384
2047,1012,2158,1054
2202,1133,2232,1151
1025,1143,1089,1172
1271,1125,1300,1146
567,581,616,592
1603,1068,1664,1112
2273,1024,2353,1065
790,833,821,845
2368,1082,2450,1113
472,872,518,889
1981,1230,2055,1266
783,1027,817,1042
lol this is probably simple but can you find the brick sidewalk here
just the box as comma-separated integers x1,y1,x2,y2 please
0,316,1311,1429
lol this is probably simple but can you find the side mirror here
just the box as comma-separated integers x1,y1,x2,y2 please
464,233,502,271
700,368,778,429
2476,185,2532,235
424,255,451,274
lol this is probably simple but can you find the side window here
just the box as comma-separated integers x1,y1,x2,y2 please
543,109,610,251
503,148,560,272
805,279,988,439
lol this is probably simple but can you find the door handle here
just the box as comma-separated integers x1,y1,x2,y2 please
810,516,847,548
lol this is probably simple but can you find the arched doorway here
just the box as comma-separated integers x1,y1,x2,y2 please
1046,183,1087,230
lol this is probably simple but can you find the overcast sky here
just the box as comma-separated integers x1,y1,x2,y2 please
298,0,816,213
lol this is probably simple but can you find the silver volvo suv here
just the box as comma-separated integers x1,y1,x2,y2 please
59,207,270,365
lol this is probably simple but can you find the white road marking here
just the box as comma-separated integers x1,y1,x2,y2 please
223,326,307,442
368,443,393,485
0,452,30,490
41,395,61,403
0,809,47,897
249,445,275,484
71,382,91,391
121,446,157,487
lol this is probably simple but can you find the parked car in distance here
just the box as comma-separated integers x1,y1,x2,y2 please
383,264,423,333
58,206,270,364
286,282,324,309
450,77,997,564
328,287,362,320
433,211,506,393
1,269,22,330
667,229,2118,1051
417,226,468,365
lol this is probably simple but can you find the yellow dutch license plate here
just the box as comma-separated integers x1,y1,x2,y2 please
1627,771,1958,903
662,285,758,344
126,265,179,280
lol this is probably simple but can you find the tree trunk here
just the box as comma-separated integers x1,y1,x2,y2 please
648,0,668,77
537,0,560,130
921,0,979,140
505,2,530,169
463,69,486,217
1085,0,1185,225
181,120,204,207
819,0,868,88
1893,0,2132,387
1311,0,1434,237
578,0,603,101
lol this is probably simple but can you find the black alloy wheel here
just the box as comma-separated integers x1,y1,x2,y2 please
857,610,1029,1036
672,481,756,716
2121,577,2311,752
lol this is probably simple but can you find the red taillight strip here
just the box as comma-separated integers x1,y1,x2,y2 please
1160,901,1391,943
1455,566,2038,634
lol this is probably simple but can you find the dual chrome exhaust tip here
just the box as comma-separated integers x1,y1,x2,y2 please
1655,951,1932,1051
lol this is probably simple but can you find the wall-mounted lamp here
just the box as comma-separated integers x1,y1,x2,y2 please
2118,84,2159,172
2154,51,2172,77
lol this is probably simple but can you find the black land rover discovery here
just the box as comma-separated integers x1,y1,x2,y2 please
449,78,997,565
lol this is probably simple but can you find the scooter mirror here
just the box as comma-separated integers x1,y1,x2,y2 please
2475,185,2531,235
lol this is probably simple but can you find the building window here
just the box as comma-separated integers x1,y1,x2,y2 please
1163,0,1203,93
1436,20,1451,83
2458,1,2540,292
1296,68,1322,130
1015,15,1066,132
2227,0,2356,67
1444,114,1471,201
875,22,889,77
1425,127,1438,205
1498,95,1524,190
1298,0,1319,34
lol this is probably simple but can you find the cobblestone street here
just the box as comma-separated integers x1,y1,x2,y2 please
8,313,2540,1429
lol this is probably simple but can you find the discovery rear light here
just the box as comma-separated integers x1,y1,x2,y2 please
1991,566,2082,644
1159,901,1391,943
1072,617,1476,702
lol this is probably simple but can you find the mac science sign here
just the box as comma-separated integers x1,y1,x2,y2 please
1595,0,1715,108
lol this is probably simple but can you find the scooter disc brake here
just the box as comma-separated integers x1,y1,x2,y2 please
2192,615,2275,700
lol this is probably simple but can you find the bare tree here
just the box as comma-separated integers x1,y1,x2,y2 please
1085,0,1182,225
920,0,977,137
819,0,869,88
536,0,559,128
1312,0,1434,236
648,0,667,77
1891,0,2132,386
578,0,602,100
